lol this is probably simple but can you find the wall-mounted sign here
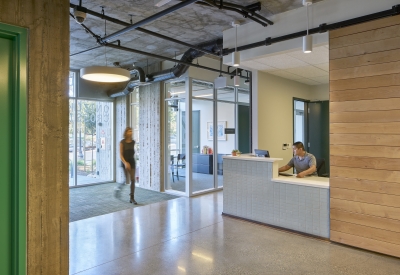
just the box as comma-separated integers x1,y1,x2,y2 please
224,128,235,134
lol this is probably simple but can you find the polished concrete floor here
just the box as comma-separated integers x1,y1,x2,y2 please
70,191,400,275
167,170,224,192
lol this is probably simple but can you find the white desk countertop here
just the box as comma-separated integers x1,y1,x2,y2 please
272,175,329,189
223,155,282,162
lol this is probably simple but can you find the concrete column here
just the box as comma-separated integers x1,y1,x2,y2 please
0,0,70,273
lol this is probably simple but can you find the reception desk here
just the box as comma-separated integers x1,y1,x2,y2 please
223,155,330,238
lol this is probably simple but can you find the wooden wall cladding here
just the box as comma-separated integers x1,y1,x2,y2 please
329,15,400,258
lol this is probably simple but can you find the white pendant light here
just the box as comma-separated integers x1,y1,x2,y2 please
303,35,312,53
232,21,240,67
303,0,313,53
80,66,130,83
80,39,130,83
234,75,240,86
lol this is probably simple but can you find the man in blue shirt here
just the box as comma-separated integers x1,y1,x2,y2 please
279,141,317,178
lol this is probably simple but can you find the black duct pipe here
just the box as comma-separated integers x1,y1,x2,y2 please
131,66,146,83
108,39,224,97
69,3,218,57
99,0,199,44
111,66,147,97
224,4,400,55
150,39,222,82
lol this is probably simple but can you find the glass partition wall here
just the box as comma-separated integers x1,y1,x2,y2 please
164,77,250,196
69,71,114,187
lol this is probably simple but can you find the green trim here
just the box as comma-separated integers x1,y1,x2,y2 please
0,22,27,275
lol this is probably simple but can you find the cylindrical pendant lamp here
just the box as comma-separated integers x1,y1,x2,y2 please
303,35,312,53
234,75,240,86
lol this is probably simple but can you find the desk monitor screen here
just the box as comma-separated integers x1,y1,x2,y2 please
254,149,270,158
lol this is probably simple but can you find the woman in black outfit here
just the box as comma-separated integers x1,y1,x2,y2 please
119,127,137,204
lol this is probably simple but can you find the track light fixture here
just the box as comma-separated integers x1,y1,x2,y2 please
232,21,240,67
244,71,250,85
303,0,313,53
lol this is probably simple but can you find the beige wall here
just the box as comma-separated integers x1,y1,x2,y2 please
0,0,70,273
256,72,328,166
311,84,329,101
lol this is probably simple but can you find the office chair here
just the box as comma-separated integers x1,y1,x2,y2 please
316,158,328,177
171,154,186,181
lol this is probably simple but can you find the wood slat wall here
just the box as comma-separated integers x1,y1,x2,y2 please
330,15,400,258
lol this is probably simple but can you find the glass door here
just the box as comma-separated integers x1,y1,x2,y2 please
216,86,236,188
69,99,114,186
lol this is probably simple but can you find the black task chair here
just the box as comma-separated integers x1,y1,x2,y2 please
316,158,328,177
171,154,186,182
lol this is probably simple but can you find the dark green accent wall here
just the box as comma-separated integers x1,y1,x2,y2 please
308,101,330,174
238,105,251,154
0,23,27,275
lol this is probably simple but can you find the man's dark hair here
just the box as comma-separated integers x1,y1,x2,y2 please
293,141,305,150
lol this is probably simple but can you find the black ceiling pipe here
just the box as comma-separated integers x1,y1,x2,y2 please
69,3,219,57
202,1,268,27
176,0,273,26
71,17,244,80
98,0,199,45
108,39,228,97
207,0,274,25
223,4,400,55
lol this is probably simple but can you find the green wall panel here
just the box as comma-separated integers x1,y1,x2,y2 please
0,22,27,275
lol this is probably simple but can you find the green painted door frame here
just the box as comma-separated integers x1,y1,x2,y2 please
0,22,27,275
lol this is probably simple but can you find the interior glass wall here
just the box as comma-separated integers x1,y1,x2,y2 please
192,98,214,192
165,80,186,192
69,71,114,186
217,100,235,188
164,77,251,196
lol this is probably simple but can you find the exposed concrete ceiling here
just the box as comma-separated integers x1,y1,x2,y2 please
70,0,325,81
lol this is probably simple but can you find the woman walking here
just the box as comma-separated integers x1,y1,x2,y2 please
118,127,137,204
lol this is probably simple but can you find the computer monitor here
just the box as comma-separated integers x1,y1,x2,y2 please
254,149,270,158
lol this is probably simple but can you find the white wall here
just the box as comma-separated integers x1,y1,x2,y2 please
192,100,235,155
256,72,322,166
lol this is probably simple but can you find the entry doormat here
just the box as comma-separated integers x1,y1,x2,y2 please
70,183,179,222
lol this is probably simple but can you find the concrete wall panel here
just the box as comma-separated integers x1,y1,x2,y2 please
0,0,70,273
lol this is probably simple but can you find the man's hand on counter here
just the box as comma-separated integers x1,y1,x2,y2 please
296,172,306,178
